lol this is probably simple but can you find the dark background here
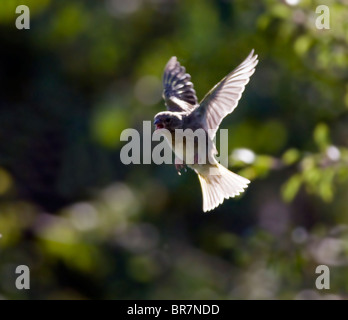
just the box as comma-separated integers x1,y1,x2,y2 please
0,0,348,299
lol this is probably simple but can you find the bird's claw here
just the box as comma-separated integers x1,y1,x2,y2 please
175,162,186,175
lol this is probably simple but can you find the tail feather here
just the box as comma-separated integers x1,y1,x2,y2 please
197,163,250,212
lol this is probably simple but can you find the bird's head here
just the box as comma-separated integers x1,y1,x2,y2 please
153,112,183,132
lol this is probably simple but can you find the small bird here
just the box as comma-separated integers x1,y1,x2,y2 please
154,50,258,212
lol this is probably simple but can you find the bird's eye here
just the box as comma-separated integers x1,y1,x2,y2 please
165,118,171,123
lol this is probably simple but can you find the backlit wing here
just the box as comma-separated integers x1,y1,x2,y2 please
162,56,198,112
194,50,258,139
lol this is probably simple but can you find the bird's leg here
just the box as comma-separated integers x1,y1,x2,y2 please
174,157,186,175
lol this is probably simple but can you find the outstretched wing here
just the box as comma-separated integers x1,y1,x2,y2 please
194,50,258,139
162,56,198,112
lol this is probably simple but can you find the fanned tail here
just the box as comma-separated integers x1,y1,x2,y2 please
197,163,250,212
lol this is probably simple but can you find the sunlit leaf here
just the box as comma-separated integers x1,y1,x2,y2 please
313,123,330,151
282,174,302,202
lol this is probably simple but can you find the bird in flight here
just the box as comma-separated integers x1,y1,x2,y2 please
153,50,258,212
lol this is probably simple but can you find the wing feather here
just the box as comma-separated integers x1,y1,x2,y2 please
194,50,258,139
162,56,198,112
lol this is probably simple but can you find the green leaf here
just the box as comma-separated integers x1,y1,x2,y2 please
282,174,302,203
313,123,330,151
282,148,300,166
294,36,312,56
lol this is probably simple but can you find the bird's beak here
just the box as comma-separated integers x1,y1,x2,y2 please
154,118,164,130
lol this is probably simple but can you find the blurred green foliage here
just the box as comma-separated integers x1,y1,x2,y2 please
0,0,348,299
